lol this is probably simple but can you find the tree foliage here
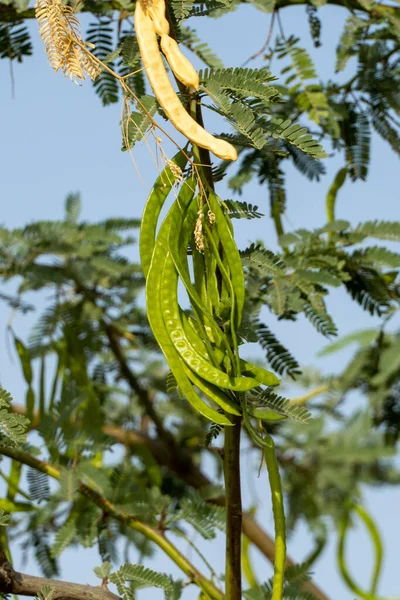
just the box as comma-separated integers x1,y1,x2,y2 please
0,0,400,598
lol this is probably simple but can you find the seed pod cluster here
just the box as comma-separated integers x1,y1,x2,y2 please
134,0,237,161
140,152,279,424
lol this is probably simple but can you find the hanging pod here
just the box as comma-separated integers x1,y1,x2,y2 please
134,0,237,161
140,150,188,278
159,202,259,392
146,185,233,425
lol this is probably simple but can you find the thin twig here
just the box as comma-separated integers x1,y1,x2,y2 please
242,11,276,66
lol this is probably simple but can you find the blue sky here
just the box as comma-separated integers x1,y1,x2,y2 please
0,2,399,598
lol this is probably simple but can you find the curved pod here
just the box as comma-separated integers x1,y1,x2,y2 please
146,0,170,35
134,1,237,161
161,35,199,89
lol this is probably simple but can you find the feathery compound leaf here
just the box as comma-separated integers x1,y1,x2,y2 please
358,246,400,268
93,562,112,579
204,421,223,446
265,118,326,159
35,0,101,83
170,0,195,20
200,67,280,103
0,388,29,446
179,493,226,539
241,244,286,275
51,513,77,557
303,302,338,337
228,102,266,149
27,468,50,502
120,35,140,68
294,269,341,288
335,16,365,72
249,389,312,424
164,579,183,600
354,220,400,242
110,564,172,591
122,95,157,150
277,35,318,81
344,266,390,316
0,22,32,61
348,112,370,181
255,322,301,378
224,200,264,220
34,584,55,600
58,468,79,501
86,18,118,104
65,192,81,223
166,371,179,395
285,144,326,181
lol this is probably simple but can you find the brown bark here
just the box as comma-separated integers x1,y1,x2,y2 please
0,542,119,600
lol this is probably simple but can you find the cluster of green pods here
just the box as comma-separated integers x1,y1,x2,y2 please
140,151,280,425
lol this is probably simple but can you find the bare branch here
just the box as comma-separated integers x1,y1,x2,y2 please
0,542,120,600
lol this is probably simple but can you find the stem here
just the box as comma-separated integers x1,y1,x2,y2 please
289,384,331,405
271,201,284,239
0,445,223,600
337,504,385,600
264,435,286,600
354,505,383,595
224,416,243,600
326,167,347,224
242,531,259,588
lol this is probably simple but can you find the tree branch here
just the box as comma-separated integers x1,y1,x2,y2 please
1,0,399,24
224,418,243,600
10,405,331,600
0,541,120,600
0,445,223,600
103,324,170,446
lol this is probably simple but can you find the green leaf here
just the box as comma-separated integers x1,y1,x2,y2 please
122,95,157,150
318,329,379,356
0,22,32,61
14,335,33,385
120,36,140,68
58,468,79,502
0,510,10,526
224,200,264,220
65,193,81,223
255,321,301,378
51,513,77,558
354,220,400,242
371,339,400,386
0,388,29,446
34,584,54,600
93,562,112,579
247,0,275,13
249,389,312,424
110,564,173,591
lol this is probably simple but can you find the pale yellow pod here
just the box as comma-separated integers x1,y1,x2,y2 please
161,35,199,90
134,1,237,161
146,0,169,36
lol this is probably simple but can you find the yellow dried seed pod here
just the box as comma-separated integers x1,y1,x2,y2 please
161,35,199,89
134,1,237,161
146,0,169,35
